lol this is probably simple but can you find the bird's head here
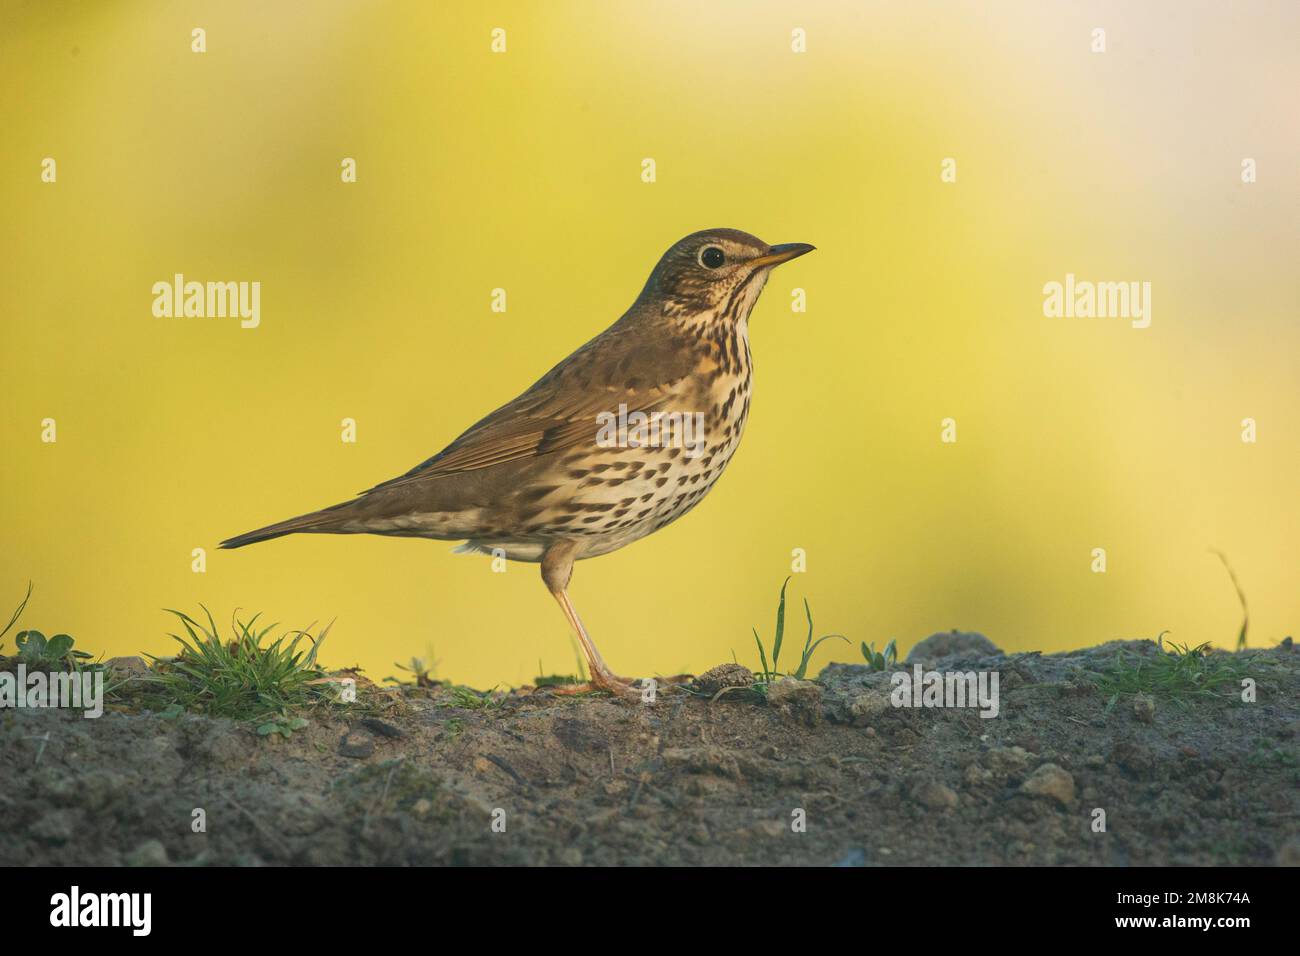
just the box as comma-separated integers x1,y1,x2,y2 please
639,228,814,325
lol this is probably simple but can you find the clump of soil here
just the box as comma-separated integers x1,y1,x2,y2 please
1,636,1296,866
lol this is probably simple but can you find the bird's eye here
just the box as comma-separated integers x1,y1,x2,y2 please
700,246,725,269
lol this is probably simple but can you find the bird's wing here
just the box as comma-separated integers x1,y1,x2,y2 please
359,324,698,496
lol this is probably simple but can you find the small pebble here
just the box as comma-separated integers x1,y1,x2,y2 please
338,730,375,759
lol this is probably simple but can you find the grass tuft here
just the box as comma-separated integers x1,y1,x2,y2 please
442,684,505,710
1095,636,1257,713
144,607,337,723
1093,556,1279,713
750,578,847,690
860,639,898,672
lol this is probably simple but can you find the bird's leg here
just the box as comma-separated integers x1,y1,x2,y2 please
540,541,640,699
549,589,641,697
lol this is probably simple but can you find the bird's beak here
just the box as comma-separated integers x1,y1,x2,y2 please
748,242,816,270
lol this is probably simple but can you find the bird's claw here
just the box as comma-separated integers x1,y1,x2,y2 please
544,671,693,701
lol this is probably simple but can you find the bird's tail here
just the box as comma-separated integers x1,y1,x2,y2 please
219,507,348,550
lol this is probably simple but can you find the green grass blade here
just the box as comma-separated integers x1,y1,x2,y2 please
753,627,771,683
771,577,790,672
0,581,33,645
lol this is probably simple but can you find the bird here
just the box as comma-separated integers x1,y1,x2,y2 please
220,228,814,697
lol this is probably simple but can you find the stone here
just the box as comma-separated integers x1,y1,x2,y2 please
694,663,755,696
848,687,894,724
126,839,169,867
765,678,823,726
338,730,375,758
906,630,1002,663
1019,763,1076,807
985,745,1031,775
913,780,959,810
105,656,150,678
360,717,404,738
1133,693,1156,724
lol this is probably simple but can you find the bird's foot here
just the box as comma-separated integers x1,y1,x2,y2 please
546,670,693,701
547,671,641,700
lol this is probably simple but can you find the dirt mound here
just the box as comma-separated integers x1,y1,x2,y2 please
1,639,1296,866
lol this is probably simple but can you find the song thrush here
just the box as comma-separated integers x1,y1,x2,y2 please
221,228,814,697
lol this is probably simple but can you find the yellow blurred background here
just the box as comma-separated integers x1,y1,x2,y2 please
2,1,1296,687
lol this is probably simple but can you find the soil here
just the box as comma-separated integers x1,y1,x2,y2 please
2,634,1297,866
